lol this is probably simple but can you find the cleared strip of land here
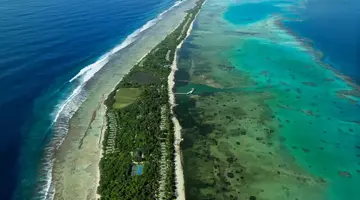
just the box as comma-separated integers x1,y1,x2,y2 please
112,88,141,109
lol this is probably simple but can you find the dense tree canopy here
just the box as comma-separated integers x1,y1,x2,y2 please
98,1,205,199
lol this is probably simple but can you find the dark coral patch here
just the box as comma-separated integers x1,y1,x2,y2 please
318,178,327,184
338,171,351,178
249,196,256,200
261,70,269,76
227,172,234,178
325,78,335,82
302,82,317,87
227,157,236,164
302,148,310,153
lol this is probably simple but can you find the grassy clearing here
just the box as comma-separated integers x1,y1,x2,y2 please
112,88,141,109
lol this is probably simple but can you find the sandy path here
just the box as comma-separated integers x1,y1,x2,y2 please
167,2,205,199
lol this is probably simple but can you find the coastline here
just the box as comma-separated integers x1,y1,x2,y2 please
93,5,200,197
167,2,205,198
52,0,198,199
6,0,359,199
94,0,205,199
95,103,106,200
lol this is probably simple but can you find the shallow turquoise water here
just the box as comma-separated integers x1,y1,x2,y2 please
177,0,360,199
229,37,360,200
224,2,281,25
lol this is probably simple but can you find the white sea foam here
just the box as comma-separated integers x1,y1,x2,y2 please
38,87,87,200
35,1,186,200
69,0,183,84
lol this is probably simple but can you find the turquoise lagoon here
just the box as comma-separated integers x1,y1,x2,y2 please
224,1,281,25
175,0,360,199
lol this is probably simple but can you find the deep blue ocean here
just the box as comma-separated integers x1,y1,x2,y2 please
284,0,360,83
0,0,177,199
0,0,358,199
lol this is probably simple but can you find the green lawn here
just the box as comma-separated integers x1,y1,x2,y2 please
112,88,141,109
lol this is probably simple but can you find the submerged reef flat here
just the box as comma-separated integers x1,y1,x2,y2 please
178,92,325,200
175,0,360,199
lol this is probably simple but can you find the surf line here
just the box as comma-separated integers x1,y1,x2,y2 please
33,1,187,200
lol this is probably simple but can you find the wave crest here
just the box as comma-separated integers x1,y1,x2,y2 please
69,0,184,85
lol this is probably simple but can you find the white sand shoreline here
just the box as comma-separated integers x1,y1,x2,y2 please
167,2,205,199
95,107,106,200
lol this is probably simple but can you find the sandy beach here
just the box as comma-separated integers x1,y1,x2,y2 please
167,2,205,199
52,0,198,199
167,29,187,200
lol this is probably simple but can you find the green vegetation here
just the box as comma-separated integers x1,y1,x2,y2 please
98,1,205,199
112,88,141,109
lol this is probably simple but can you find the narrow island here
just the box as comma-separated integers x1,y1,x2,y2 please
97,0,205,199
